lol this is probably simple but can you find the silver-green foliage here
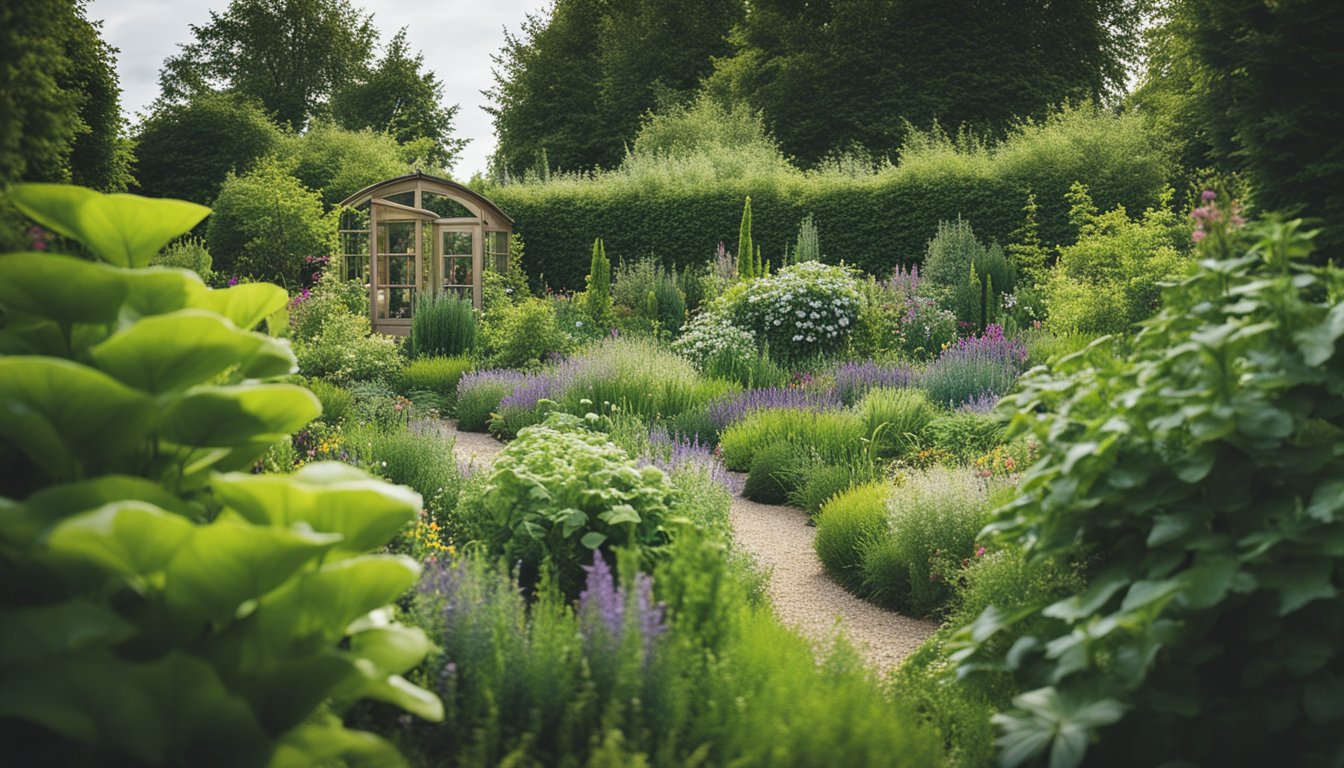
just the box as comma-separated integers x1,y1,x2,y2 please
0,184,440,766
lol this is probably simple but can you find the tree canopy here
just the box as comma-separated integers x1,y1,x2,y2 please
158,0,377,130
487,0,742,176
329,28,468,170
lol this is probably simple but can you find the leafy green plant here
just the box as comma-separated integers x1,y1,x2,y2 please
787,459,879,518
815,482,892,592
952,212,1344,767
410,293,477,358
720,261,863,363
924,411,1005,464
207,159,337,287
344,421,460,531
467,416,680,598
152,235,214,282
0,184,439,765
481,296,567,369
293,308,405,385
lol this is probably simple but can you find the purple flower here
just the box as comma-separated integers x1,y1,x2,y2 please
707,386,842,428
638,427,742,493
832,361,918,405
578,550,667,662
227,275,240,287
886,263,922,296
960,390,1000,414
1202,189,1217,202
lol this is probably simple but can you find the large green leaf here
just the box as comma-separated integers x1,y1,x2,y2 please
246,556,421,658
0,650,269,767
164,522,339,622
0,358,155,480
0,600,133,666
270,721,406,768
191,283,290,331
349,624,433,676
90,310,266,394
120,267,207,318
212,463,420,557
45,501,195,579
337,665,443,722
159,384,319,448
9,184,210,268
0,252,128,324
4,475,202,550
236,336,299,380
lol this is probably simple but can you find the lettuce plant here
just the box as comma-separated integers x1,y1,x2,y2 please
0,185,440,766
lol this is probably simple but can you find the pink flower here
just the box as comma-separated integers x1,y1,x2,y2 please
1192,230,1207,243
1202,189,1217,202
976,546,986,557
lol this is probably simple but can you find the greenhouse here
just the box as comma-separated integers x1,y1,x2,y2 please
338,172,513,335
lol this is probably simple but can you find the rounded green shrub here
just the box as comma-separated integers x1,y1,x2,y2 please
858,387,939,458
207,159,336,287
469,417,679,598
788,461,873,518
397,355,473,409
742,443,805,505
815,482,892,592
864,468,991,616
482,297,567,369
308,377,354,424
720,261,863,362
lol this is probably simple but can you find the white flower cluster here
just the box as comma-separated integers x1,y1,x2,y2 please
671,308,758,370
727,262,861,359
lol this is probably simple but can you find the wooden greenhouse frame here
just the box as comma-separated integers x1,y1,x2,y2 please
336,172,514,336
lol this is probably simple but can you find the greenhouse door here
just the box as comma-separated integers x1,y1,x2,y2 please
436,224,482,310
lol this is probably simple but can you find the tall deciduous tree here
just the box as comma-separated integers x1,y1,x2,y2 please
710,0,1141,166
132,92,282,205
486,0,742,177
329,28,467,170
159,0,376,130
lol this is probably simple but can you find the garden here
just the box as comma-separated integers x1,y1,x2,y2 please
3,0,1344,766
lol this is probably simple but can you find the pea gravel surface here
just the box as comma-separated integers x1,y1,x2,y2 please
436,419,936,675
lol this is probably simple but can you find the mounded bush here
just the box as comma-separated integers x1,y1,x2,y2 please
397,355,473,408
307,377,354,424
207,159,336,287
862,467,991,616
467,417,679,598
924,411,1005,463
719,261,863,362
742,442,805,504
454,370,523,432
789,461,875,518
815,482,892,591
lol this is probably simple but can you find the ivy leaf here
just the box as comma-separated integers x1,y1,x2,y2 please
9,184,210,268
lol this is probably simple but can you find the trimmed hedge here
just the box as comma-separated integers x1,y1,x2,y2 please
487,107,1170,290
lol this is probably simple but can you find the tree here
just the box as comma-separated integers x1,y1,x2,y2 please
275,122,411,209
159,0,376,130
64,14,133,192
486,0,742,176
737,196,754,279
329,28,467,170
709,0,1142,166
207,160,337,286
1179,0,1344,251
582,236,612,325
133,92,282,205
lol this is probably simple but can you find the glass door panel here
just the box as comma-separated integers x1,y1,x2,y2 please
441,229,474,298
375,219,419,320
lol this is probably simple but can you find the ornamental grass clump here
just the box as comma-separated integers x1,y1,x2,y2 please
815,482,893,592
857,387,940,458
557,336,710,419
411,292,477,357
921,324,1027,408
719,407,866,471
397,355,474,409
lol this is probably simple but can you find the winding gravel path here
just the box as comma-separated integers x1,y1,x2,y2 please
434,420,936,675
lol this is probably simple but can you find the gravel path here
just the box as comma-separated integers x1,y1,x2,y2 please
434,419,935,675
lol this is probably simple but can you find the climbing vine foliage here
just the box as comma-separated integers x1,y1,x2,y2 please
0,185,440,765
954,203,1344,767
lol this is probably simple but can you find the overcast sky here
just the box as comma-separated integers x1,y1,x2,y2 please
88,0,552,178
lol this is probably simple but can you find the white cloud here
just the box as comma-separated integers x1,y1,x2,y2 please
87,0,551,179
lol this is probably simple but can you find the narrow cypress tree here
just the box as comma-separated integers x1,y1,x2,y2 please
737,196,754,279
584,236,611,324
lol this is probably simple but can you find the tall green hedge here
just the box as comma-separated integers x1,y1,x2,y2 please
487,106,1171,290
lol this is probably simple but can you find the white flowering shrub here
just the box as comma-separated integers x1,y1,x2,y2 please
672,308,758,370
722,262,862,362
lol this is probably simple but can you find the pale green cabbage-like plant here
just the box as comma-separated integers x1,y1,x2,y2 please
0,185,441,766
